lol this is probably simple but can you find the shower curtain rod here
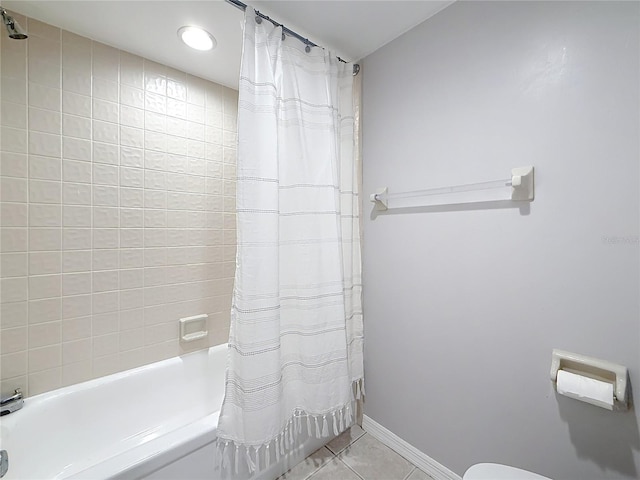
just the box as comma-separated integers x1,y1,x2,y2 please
225,0,360,76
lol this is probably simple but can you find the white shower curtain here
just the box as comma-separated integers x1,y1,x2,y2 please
216,7,363,473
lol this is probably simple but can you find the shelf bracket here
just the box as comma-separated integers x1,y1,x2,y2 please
511,166,534,201
370,187,388,211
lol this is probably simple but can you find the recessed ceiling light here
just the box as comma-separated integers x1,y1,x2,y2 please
178,26,216,51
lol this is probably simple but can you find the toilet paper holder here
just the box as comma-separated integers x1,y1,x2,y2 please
550,349,629,410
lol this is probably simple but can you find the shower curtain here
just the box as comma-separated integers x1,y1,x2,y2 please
216,7,363,474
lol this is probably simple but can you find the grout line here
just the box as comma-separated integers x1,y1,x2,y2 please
337,456,366,480
293,443,337,480
24,18,31,397
324,445,336,458
403,466,417,480
337,431,420,480
115,46,122,363
300,461,325,480
89,37,95,379
304,458,331,480
56,22,63,391
327,427,367,456
330,431,368,480
345,430,367,448
299,446,335,480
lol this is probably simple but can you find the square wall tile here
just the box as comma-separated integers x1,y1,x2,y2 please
28,344,62,373
30,155,62,181
29,107,61,135
63,137,90,161
1,277,28,303
63,42,91,72
28,57,61,89
63,114,91,139
92,42,119,82
1,302,28,329
29,83,61,112
62,317,91,342
26,33,57,65
63,182,91,205
92,78,118,103
62,160,91,183
29,321,62,348
29,180,61,204
120,52,144,89
1,351,27,379
2,78,27,106
1,228,28,253
29,252,61,275
2,127,28,154
1,327,28,354
62,91,90,117
1,203,28,227
1,252,28,277
1,152,28,178
1,101,27,129
29,274,62,300
29,228,62,251
63,68,91,96
62,250,91,273
30,204,61,228
93,99,119,123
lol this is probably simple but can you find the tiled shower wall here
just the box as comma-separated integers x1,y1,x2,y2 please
0,13,237,397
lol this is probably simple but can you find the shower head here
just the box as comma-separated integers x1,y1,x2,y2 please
1,8,28,39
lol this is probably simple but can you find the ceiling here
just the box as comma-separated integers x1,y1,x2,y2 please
4,0,453,89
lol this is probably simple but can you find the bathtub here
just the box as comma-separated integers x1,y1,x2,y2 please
0,343,331,480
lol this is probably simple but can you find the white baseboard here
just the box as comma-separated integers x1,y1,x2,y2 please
362,415,462,480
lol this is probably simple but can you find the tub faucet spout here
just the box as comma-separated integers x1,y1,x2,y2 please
0,388,23,415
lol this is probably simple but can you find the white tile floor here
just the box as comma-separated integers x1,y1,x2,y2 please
277,425,434,480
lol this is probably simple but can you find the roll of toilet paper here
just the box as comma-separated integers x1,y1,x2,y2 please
556,370,614,410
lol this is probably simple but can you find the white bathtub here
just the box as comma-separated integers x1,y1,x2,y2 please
0,343,331,480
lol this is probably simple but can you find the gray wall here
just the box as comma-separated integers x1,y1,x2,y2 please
361,2,639,479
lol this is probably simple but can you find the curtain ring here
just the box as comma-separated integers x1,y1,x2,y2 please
255,15,262,24
282,31,285,41
305,43,311,53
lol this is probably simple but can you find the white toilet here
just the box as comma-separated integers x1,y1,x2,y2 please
464,463,552,480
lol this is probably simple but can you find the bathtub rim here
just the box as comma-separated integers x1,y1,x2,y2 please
1,343,229,480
